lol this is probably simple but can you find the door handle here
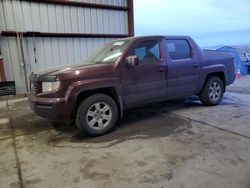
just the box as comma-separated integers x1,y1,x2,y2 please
193,63,199,68
158,68,165,72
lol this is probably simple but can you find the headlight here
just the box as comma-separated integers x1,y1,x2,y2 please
42,81,60,93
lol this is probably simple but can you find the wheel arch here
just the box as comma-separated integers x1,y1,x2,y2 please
200,71,226,94
72,87,122,120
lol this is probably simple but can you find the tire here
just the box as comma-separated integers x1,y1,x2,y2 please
75,94,118,136
199,76,224,106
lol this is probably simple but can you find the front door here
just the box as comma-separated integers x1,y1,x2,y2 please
164,39,200,98
121,39,167,108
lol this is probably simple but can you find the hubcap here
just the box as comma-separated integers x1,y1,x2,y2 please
209,82,222,102
86,102,112,130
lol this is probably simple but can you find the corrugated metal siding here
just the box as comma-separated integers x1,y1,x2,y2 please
24,37,116,74
0,0,129,94
0,37,27,93
0,1,128,34
71,0,127,6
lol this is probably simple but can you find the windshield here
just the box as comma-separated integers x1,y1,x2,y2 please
85,39,132,64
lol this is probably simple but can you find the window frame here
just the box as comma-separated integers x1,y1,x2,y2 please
126,39,163,65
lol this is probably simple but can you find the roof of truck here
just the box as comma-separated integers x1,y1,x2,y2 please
133,35,190,39
118,35,192,42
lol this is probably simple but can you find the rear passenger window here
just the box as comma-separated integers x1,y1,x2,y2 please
165,40,192,60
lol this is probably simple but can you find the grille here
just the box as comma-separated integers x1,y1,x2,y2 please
31,81,38,94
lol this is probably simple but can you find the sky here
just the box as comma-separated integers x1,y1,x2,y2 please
134,0,250,47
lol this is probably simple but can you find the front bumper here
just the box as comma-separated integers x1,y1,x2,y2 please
28,93,73,123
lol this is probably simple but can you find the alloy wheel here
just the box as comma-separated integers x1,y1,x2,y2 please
208,81,222,102
86,102,112,130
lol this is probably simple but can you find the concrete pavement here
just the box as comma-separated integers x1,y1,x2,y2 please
1,76,250,188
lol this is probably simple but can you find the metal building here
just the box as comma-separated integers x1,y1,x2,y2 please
0,0,134,94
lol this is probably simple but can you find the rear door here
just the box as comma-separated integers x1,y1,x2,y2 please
164,39,201,98
121,39,167,108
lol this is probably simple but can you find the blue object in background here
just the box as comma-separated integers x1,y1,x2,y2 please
217,46,249,75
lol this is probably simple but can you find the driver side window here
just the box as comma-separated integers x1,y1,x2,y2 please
129,40,160,64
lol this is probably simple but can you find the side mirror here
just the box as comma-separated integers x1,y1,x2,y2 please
125,55,139,66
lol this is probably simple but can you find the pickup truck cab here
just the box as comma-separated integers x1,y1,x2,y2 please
28,36,236,136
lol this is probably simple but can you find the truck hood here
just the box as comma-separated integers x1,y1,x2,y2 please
37,63,104,76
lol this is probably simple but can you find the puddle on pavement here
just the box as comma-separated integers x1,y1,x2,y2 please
48,100,194,147
0,100,52,138
4,96,237,147
47,114,192,149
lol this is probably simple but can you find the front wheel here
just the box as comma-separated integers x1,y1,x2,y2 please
199,77,224,106
75,94,118,136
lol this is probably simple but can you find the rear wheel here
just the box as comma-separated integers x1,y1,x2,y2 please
199,76,224,106
75,94,118,136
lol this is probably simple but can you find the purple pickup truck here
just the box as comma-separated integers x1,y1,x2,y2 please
28,36,235,136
